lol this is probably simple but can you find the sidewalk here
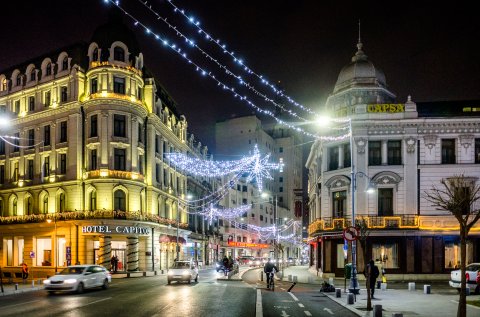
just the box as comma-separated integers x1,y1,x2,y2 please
281,266,480,317
0,280,43,297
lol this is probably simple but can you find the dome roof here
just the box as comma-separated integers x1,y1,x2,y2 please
90,10,141,57
333,42,386,93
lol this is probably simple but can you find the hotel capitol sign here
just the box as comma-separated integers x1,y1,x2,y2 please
82,225,150,235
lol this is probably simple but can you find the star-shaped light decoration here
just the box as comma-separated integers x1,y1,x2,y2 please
245,145,283,192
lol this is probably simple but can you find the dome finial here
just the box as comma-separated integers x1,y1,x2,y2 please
357,19,363,51
352,19,367,62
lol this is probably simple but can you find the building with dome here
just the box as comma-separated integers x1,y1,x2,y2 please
306,38,480,279
0,13,212,276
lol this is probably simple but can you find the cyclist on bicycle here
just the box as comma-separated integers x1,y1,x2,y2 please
264,258,279,289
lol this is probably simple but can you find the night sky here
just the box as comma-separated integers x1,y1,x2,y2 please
1,0,479,153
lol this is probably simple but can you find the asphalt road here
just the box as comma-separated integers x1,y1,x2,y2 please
0,268,364,317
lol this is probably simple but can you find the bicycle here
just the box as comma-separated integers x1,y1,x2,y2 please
266,271,275,291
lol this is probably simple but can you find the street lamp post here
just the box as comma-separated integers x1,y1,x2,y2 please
348,118,359,294
176,197,180,261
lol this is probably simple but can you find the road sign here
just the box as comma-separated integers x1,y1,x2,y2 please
29,251,35,258
342,226,359,241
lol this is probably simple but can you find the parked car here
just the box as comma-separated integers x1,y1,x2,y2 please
238,256,255,265
250,258,264,267
167,260,199,284
449,262,480,294
43,265,111,294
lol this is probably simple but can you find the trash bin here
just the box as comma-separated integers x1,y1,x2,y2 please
344,263,352,279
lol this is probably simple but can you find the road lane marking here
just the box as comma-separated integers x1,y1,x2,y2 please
288,292,299,301
3,300,41,308
281,310,290,317
78,297,112,307
304,311,312,316
298,303,304,308
323,307,334,315
256,289,263,317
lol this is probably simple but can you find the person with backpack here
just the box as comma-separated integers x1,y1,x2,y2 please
366,259,380,298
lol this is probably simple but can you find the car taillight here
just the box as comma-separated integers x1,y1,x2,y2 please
477,272,480,283
465,273,470,280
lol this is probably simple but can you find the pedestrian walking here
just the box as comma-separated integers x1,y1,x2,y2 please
21,262,29,280
365,259,380,298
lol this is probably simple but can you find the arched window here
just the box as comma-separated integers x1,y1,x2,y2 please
16,75,21,86
114,190,126,211
26,196,33,215
46,63,52,76
42,196,48,214
1,78,7,91
0,199,4,216
30,70,36,81
12,197,17,216
89,191,97,211
59,193,65,212
62,57,68,71
93,48,99,61
113,47,125,62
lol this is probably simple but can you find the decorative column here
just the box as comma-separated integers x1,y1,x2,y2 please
381,140,388,165
98,235,112,269
127,236,139,272
338,145,344,169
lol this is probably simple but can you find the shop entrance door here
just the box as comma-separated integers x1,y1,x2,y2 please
112,249,125,272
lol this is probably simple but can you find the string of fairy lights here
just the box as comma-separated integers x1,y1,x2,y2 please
164,0,317,116
135,0,309,122
104,0,350,142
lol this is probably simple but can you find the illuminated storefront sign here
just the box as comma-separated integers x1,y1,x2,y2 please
367,104,405,113
227,241,270,248
82,225,150,235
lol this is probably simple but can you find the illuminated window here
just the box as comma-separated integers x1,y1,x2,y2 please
337,244,346,268
113,47,125,62
17,238,24,265
12,197,17,216
332,190,346,218
445,240,474,269
1,78,7,91
41,196,48,214
372,243,399,268
5,238,13,266
36,237,52,266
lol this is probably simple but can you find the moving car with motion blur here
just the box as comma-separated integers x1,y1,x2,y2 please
43,265,111,294
449,262,480,294
167,260,199,284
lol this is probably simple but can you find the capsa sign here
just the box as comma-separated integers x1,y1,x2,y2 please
367,104,405,113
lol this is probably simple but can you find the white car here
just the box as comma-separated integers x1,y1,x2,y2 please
43,265,111,294
167,261,199,284
449,262,480,294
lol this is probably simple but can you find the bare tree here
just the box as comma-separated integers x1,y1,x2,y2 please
424,175,480,317
357,217,373,311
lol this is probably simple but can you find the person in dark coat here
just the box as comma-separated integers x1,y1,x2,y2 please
366,259,380,298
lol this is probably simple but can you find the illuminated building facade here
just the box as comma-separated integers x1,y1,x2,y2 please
0,15,198,275
306,40,480,279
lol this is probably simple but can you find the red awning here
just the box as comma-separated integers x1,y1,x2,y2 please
159,234,186,244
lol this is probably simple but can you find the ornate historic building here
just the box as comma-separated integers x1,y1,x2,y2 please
306,40,480,279
0,14,202,276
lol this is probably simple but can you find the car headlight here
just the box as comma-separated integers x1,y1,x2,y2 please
182,270,190,275
167,271,174,275
43,280,51,285
64,279,77,284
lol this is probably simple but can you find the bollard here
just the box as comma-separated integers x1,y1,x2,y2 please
31,280,35,288
347,293,354,305
293,276,298,283
260,271,263,281
423,285,431,294
308,277,314,284
392,313,403,317
15,284,18,291
373,304,382,317
288,274,292,281
381,283,387,291
408,282,415,291
329,277,334,285
335,288,342,298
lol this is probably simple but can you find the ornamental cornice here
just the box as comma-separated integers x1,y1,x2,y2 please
417,122,480,134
